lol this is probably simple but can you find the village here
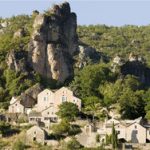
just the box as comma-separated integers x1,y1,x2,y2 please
0,85,150,150
0,1,150,150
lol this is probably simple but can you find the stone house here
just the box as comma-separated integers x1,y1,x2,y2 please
41,106,58,123
97,117,149,144
8,97,24,114
126,122,146,143
8,96,33,115
31,87,81,125
144,125,150,142
36,87,81,112
54,87,81,111
36,89,55,112
26,125,47,144
115,123,126,140
28,111,42,125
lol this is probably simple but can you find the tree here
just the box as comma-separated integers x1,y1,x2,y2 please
143,89,150,119
119,89,145,119
83,96,102,121
111,123,118,149
99,80,123,106
52,119,70,136
57,102,79,122
70,64,114,99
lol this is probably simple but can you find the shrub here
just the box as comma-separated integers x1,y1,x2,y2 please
12,140,26,150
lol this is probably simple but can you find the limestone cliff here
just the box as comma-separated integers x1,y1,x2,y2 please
7,50,28,72
28,2,78,83
112,53,150,85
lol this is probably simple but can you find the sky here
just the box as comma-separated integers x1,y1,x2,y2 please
0,0,150,26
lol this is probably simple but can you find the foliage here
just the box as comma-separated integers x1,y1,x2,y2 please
111,123,118,149
65,137,83,150
105,134,112,145
52,119,81,138
96,134,100,143
68,124,81,136
0,121,11,136
0,140,8,149
83,96,102,121
77,25,150,66
70,63,115,99
57,102,79,122
52,119,70,136
18,114,28,123
12,140,26,150
143,89,150,119
119,89,145,119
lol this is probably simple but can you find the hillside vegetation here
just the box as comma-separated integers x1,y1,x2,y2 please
0,14,150,120
78,25,150,65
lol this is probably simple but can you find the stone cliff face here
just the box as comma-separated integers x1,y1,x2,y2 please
28,2,78,83
121,61,150,86
7,50,28,72
112,53,150,86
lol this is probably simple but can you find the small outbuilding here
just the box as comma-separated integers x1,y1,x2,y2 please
26,125,47,144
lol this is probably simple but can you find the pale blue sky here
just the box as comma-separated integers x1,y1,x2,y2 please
0,0,150,26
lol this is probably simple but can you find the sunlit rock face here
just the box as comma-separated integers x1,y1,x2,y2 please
28,2,78,83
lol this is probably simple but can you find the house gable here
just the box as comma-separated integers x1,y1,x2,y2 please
126,122,146,143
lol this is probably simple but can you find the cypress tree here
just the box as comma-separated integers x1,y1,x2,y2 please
111,122,118,149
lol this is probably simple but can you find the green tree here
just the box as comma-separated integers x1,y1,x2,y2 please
99,80,123,106
52,119,70,136
70,64,114,99
111,123,118,149
119,89,145,119
57,102,79,122
143,89,150,119
83,96,102,121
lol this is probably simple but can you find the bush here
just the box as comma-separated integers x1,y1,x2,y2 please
12,140,26,150
96,134,100,143
66,137,82,150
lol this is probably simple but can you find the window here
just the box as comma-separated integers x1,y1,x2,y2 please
117,131,120,134
62,96,67,102
47,112,49,115
44,97,46,101
135,125,137,129
34,131,36,134
51,112,54,115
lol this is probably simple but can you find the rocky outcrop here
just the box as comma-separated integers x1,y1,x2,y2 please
28,2,78,83
13,28,25,38
19,83,43,108
6,50,28,72
75,45,101,68
112,53,150,85
121,60,150,85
